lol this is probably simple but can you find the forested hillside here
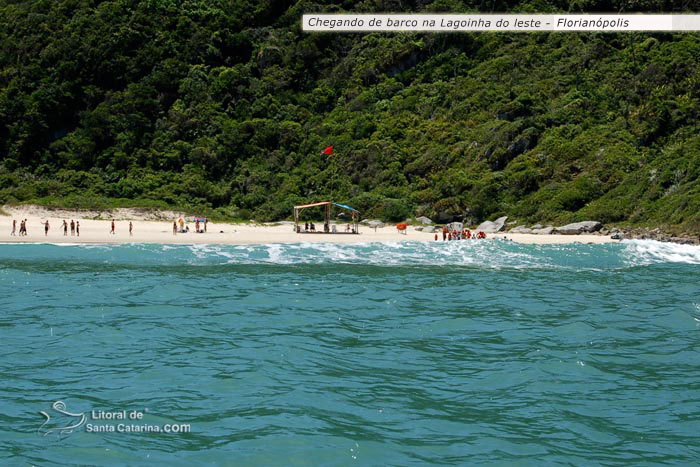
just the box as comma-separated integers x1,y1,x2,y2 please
1,0,700,229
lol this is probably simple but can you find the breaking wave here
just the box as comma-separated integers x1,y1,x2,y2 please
1,239,699,269
621,239,700,265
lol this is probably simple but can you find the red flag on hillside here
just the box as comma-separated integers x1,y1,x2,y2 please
321,146,333,156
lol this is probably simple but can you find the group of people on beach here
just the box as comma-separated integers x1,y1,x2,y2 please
13,219,79,237
298,222,342,233
10,218,135,237
109,219,133,236
57,219,80,236
10,219,29,236
437,226,486,241
172,217,208,235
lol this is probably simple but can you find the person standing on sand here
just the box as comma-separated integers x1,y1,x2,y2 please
442,225,447,241
11,219,16,236
110,219,115,234
23,219,28,236
63,220,68,236
195,219,200,233
42,220,49,236
204,218,208,233
173,221,177,235
70,219,75,236
129,221,133,237
76,221,80,237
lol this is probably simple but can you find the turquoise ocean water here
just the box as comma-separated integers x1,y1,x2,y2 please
1,239,699,465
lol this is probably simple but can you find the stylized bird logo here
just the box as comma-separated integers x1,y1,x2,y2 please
38,401,86,436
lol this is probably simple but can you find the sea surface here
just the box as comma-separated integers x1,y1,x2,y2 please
1,239,699,465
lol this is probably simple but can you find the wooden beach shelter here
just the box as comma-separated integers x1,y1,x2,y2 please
293,201,360,234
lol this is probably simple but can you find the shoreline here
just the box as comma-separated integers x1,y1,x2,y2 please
0,232,617,246
0,235,617,246
0,221,617,248
0,204,679,246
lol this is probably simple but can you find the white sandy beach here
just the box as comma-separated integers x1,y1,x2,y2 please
1,206,616,245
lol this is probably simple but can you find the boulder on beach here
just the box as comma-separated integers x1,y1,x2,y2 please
555,221,603,235
362,219,384,226
509,225,533,234
423,226,437,233
670,237,699,245
414,226,424,232
416,216,433,225
476,216,508,233
531,224,543,229
266,221,295,226
532,226,555,235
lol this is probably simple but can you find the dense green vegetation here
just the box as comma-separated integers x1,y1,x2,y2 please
1,1,700,229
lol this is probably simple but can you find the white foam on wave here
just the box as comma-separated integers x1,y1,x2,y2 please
56,242,117,250
249,242,364,264
222,240,556,269
2,239,547,268
622,239,700,266
191,240,555,268
22,239,698,268
186,243,241,262
264,243,285,263
0,242,114,249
